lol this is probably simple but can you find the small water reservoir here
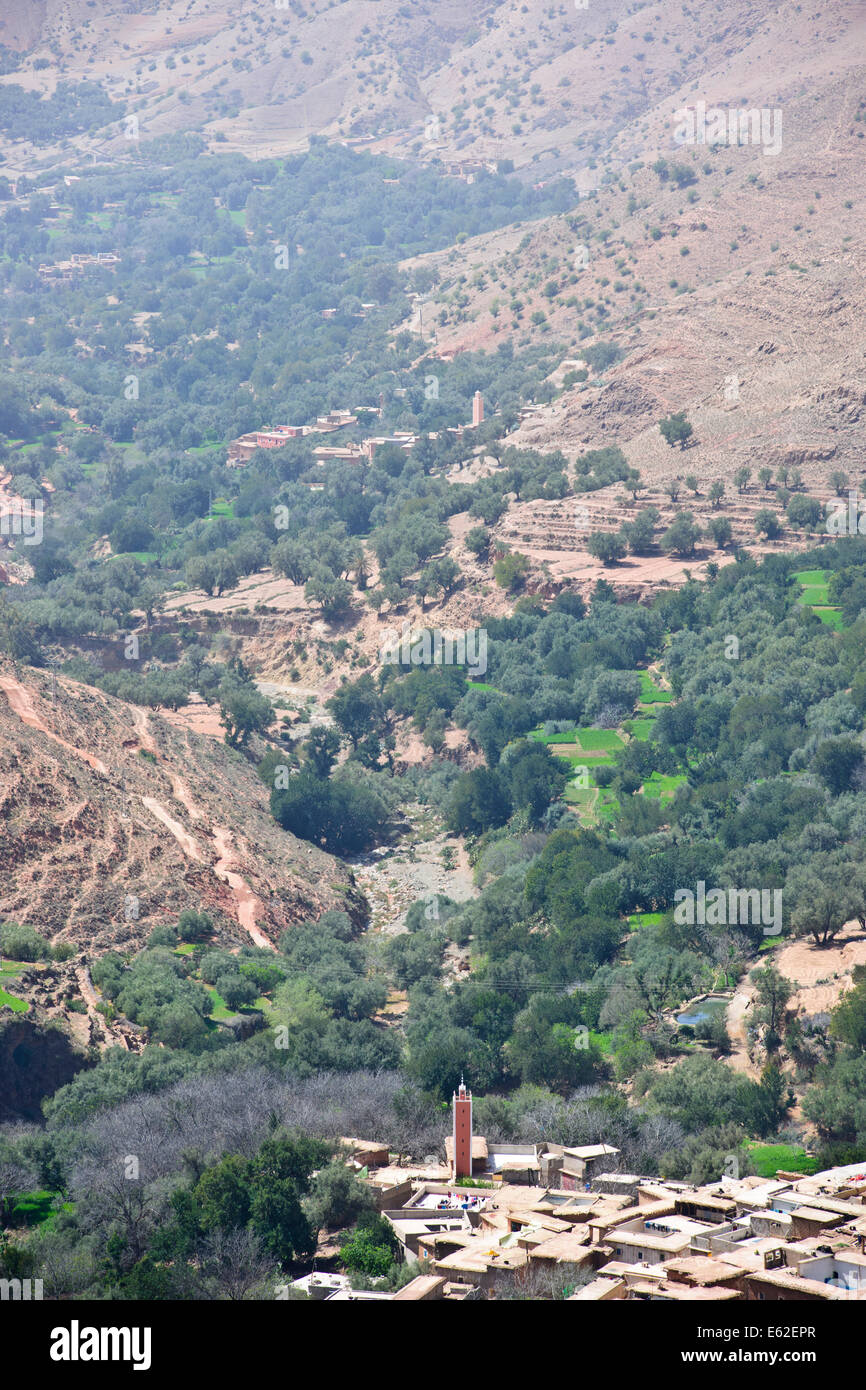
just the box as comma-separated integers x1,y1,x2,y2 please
677,996,729,1027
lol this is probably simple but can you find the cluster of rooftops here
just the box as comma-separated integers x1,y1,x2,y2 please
304,1139,866,1302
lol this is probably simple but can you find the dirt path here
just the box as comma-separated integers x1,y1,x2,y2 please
141,796,206,862
0,673,108,775
211,825,272,949
133,710,270,949
725,929,866,1087
726,981,759,1077
131,706,203,819
130,704,158,755
132,708,271,948
140,799,272,950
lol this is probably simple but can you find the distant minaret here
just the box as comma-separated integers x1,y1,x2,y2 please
452,1077,473,1180
472,391,484,427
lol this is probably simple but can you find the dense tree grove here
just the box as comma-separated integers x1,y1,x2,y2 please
0,143,572,679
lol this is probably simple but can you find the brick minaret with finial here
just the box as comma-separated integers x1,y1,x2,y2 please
452,1075,473,1180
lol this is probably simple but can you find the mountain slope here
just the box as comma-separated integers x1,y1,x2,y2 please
394,0,866,508
0,661,363,952
3,0,859,180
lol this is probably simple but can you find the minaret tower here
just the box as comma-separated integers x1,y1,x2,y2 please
452,1076,473,1180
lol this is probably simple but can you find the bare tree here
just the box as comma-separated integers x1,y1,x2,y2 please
200,1226,276,1301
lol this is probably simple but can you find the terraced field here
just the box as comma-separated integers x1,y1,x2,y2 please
529,680,683,826
793,569,845,630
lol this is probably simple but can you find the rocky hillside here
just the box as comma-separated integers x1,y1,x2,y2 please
395,0,866,500
3,0,856,179
0,661,364,953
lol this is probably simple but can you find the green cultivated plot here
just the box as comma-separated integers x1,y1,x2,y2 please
596,793,621,823
11,1190,72,1228
0,986,28,1012
576,728,624,751
563,783,597,810
628,911,666,930
793,569,843,627
643,772,687,799
638,671,673,703
626,717,657,740
206,985,234,1021
748,1143,820,1178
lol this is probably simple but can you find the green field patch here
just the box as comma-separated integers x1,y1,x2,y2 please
813,608,845,629
589,1030,613,1054
747,1143,820,1178
106,550,159,564
759,936,784,952
625,717,657,741
206,983,266,1021
793,571,844,625
552,745,617,766
628,911,666,930
0,986,28,1012
796,585,830,606
550,746,585,764
563,783,597,810
643,772,687,800
638,671,673,704
576,728,623,751
206,986,234,1021
11,1189,72,1228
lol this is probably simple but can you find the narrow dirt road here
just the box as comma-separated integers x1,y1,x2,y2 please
726,983,758,1077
